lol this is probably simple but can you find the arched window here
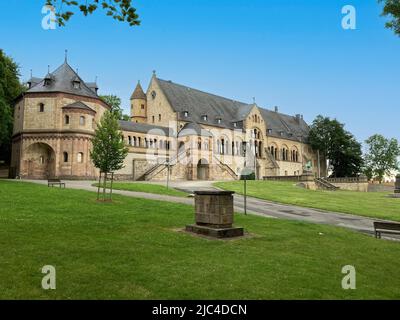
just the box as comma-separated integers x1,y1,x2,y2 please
63,152,68,163
79,116,85,126
138,137,141,147
133,137,137,147
128,136,132,145
39,156,44,164
77,152,83,163
65,115,70,124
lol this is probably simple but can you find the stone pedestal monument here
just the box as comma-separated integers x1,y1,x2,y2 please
186,191,244,238
395,175,400,194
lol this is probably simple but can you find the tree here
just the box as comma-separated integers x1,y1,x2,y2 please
379,0,400,36
45,0,140,27
364,134,400,183
90,111,128,201
308,115,363,177
100,94,123,119
0,50,25,164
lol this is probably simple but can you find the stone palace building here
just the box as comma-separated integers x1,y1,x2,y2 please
11,60,326,181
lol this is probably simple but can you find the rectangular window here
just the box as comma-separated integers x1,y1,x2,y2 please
159,114,161,121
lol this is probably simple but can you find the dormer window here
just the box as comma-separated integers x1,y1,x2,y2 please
233,122,237,128
44,73,53,86
183,111,189,117
216,118,222,124
202,115,208,121
72,77,81,89
267,129,272,134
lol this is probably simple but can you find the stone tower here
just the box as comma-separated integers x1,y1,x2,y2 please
130,81,147,123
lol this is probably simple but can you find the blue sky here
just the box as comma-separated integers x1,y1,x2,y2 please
0,0,399,143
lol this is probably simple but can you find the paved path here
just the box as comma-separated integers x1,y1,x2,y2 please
20,179,399,241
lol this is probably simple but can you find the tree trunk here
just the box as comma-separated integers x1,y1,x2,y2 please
109,172,114,201
97,172,102,200
103,172,107,201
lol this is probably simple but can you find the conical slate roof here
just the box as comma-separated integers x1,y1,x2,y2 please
26,61,99,99
130,81,146,100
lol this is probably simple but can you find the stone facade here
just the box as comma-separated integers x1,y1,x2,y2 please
11,62,109,179
12,61,325,181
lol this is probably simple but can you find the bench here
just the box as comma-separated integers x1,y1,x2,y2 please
48,179,65,188
373,222,400,239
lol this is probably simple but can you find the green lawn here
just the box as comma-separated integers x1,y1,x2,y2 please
92,182,188,197
1,180,400,299
215,180,400,222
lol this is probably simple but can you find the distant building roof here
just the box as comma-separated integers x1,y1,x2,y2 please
26,61,100,99
119,120,174,136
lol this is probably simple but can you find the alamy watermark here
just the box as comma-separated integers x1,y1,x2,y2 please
41,5,56,30
41,265,56,290
341,265,356,290
341,5,356,30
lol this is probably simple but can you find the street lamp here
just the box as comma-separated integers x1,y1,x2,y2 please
242,141,247,215
166,157,170,190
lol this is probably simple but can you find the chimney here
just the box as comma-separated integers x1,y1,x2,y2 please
274,106,279,112
295,114,303,123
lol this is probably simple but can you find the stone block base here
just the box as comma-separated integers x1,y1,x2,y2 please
185,224,244,238
388,193,400,198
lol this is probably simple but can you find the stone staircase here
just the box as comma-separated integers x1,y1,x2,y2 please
136,149,187,181
213,155,239,180
315,178,340,191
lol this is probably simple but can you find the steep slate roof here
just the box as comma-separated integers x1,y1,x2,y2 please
178,122,213,137
130,82,146,100
156,78,250,129
260,109,309,142
62,101,96,113
26,62,99,99
27,77,42,87
156,78,310,142
119,120,174,136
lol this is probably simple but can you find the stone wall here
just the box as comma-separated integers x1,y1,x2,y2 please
326,177,368,192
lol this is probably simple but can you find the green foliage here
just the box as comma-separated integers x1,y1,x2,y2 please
308,115,363,177
100,94,123,120
45,0,140,27
90,111,128,174
379,0,400,36
364,134,400,182
0,50,24,164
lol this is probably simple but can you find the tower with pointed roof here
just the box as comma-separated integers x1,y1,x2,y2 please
130,81,147,123
11,58,110,180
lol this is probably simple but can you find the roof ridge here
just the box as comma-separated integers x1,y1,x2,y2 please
156,77,249,106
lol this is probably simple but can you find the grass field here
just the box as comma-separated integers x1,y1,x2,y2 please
92,182,188,197
1,180,400,299
215,180,400,222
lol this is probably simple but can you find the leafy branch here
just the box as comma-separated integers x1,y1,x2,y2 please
45,0,140,27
